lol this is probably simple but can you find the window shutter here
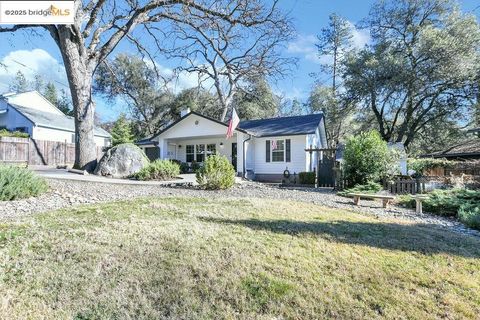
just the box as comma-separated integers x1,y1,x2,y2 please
266,140,270,162
286,139,291,162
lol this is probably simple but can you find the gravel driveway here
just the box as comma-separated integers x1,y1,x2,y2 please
1,178,478,237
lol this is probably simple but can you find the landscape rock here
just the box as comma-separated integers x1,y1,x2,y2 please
94,143,149,178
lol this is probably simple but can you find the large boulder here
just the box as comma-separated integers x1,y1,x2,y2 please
94,143,149,178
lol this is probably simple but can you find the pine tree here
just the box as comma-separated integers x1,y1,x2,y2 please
32,74,45,92
58,89,73,116
10,71,28,92
110,113,134,146
43,82,58,107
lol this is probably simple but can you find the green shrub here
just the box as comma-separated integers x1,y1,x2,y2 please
180,162,190,174
343,130,398,187
299,172,315,185
135,160,180,181
0,165,48,201
191,161,201,173
397,189,480,230
0,129,29,138
196,155,235,190
338,181,382,197
458,204,480,230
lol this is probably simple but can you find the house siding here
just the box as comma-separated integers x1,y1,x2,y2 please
33,126,109,146
0,103,34,134
253,135,307,175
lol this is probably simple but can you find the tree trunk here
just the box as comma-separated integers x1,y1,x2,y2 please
56,26,98,171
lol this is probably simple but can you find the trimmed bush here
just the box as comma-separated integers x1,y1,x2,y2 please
299,172,315,185
343,130,398,187
135,159,180,181
196,155,235,190
338,181,382,197
458,204,480,230
180,162,190,174
191,161,201,173
0,165,48,201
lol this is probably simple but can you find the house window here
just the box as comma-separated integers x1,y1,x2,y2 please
196,144,205,162
271,139,285,162
206,144,216,156
186,145,195,162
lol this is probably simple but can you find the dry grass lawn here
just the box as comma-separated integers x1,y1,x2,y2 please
1,197,479,319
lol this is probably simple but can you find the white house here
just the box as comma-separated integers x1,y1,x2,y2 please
138,110,328,181
0,91,111,146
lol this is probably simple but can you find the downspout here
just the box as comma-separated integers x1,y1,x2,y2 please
242,134,252,179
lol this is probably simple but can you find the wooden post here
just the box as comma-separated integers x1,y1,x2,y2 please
415,199,423,214
353,196,360,205
382,199,390,209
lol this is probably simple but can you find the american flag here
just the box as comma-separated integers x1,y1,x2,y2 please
226,108,240,139
271,140,277,150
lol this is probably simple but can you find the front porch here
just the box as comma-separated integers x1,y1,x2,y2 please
161,134,239,171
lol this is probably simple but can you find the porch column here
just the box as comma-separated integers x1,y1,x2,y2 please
159,139,168,159
236,133,244,176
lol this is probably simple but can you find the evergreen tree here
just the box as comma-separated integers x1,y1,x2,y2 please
110,113,134,146
32,74,45,92
10,71,28,92
43,82,58,107
58,89,73,116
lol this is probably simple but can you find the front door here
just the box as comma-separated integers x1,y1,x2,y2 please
231,143,237,171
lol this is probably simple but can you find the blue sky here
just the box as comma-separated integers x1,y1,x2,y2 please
0,0,479,121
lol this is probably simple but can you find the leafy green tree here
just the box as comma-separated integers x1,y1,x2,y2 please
343,0,480,149
10,71,28,92
110,114,134,146
95,54,175,137
343,130,398,186
171,88,221,120
232,78,279,120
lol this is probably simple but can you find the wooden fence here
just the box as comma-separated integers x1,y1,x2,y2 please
0,136,104,166
384,178,426,195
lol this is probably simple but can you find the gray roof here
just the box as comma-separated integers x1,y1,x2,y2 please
238,113,324,137
10,103,111,137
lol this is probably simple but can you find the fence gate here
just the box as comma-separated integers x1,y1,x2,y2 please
317,150,336,188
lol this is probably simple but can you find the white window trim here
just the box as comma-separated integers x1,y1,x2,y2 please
186,144,195,162
271,139,285,163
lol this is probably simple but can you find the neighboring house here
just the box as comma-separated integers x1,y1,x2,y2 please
0,91,111,146
425,140,480,161
137,110,328,182
421,128,480,161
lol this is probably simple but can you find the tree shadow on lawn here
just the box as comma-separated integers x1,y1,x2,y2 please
199,217,480,258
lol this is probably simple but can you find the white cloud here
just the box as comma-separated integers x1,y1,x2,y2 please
347,21,370,49
287,22,370,65
287,34,321,64
0,49,68,93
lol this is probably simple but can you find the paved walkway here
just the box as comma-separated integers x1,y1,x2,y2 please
33,167,197,186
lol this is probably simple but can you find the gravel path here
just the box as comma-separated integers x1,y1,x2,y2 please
1,178,478,237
